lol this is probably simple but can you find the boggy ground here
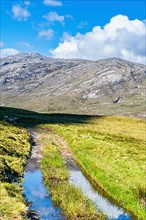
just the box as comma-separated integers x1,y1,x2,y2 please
37,129,104,220
0,107,145,220
0,118,103,219
39,116,146,220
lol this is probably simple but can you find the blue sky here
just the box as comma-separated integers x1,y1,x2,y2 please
0,0,146,63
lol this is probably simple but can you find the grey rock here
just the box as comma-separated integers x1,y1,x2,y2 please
0,53,145,117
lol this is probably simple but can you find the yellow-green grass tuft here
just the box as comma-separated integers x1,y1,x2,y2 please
0,120,31,220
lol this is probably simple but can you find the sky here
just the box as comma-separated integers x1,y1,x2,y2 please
0,0,146,63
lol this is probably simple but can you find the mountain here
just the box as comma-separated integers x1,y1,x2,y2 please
0,53,145,117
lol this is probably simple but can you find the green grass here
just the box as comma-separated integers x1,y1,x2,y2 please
0,120,31,220
39,116,146,219
0,107,145,219
39,132,104,220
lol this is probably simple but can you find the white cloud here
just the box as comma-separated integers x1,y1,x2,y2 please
78,21,88,29
65,14,74,20
12,4,31,21
38,29,54,40
18,42,33,48
50,15,146,64
24,1,31,6
0,48,20,58
61,32,72,41
0,41,4,47
44,12,64,24
43,0,62,6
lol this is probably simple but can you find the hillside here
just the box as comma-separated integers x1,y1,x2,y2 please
0,53,145,117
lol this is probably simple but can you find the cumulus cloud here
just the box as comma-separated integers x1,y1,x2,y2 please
50,15,146,64
0,48,20,58
44,12,64,24
38,29,54,40
43,0,62,6
12,4,31,21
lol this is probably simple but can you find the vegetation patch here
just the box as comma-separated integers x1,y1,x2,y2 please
40,116,146,219
40,132,104,220
0,120,31,220
0,108,145,219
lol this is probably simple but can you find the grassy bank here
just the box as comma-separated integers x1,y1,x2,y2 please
40,116,146,219
39,131,104,220
0,120,31,220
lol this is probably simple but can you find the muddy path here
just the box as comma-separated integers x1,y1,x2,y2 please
23,128,131,220
23,130,64,220
42,128,131,220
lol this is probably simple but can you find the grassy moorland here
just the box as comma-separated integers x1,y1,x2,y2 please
40,116,146,219
39,131,104,219
0,107,145,219
0,120,31,220
0,108,104,219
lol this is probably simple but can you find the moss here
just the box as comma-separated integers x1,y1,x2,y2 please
0,183,28,220
0,120,31,220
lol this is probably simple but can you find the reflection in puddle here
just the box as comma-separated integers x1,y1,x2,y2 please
69,168,131,220
23,139,64,220
23,134,131,220
23,169,64,220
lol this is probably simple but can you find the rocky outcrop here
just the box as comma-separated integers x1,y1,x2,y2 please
0,53,145,117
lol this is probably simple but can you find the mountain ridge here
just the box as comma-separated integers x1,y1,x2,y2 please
1,52,145,65
0,53,145,117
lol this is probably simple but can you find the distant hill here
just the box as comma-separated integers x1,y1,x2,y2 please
0,53,145,117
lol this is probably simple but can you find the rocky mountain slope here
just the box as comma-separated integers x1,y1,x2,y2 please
0,53,145,117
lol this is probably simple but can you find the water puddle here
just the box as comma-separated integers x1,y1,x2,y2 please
22,131,131,220
22,134,64,220
67,159,131,220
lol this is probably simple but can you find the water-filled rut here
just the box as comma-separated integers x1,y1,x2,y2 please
23,130,131,220
67,159,131,220
22,132,64,220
